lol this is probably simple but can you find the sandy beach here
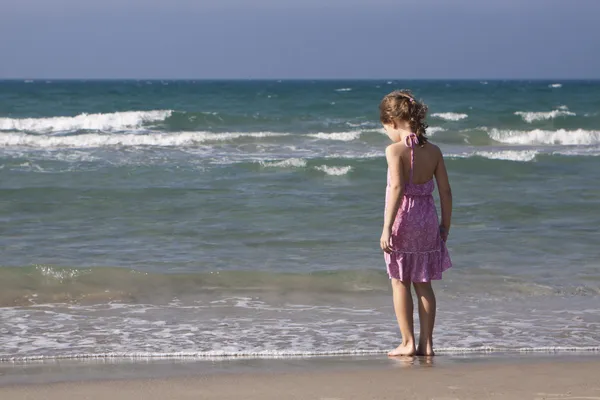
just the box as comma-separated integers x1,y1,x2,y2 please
2,357,599,400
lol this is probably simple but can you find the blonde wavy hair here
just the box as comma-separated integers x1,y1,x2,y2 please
379,89,429,146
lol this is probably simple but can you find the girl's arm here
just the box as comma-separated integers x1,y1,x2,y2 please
381,144,405,253
434,149,452,241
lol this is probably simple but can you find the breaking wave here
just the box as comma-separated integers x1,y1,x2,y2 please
0,131,289,148
307,132,362,141
314,165,352,175
431,113,468,121
259,158,307,168
474,150,539,162
515,109,576,123
488,128,600,145
0,110,173,133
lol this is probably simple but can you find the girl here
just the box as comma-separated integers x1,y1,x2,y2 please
379,90,452,357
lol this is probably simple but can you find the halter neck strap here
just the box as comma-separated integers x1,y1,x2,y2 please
404,133,418,184
404,133,419,148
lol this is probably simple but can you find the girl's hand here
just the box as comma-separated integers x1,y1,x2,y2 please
380,230,392,253
439,225,449,242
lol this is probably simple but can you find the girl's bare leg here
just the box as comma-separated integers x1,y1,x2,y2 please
414,282,436,356
388,278,416,356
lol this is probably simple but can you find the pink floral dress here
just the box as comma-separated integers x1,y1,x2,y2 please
384,134,452,282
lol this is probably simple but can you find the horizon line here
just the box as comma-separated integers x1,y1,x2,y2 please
2,78,599,82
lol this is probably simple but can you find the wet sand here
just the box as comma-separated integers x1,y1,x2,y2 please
2,357,600,399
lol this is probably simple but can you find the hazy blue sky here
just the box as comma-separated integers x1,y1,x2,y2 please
1,0,599,79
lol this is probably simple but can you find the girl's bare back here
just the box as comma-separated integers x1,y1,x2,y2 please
392,141,442,185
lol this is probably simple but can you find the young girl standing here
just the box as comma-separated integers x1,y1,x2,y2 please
379,90,452,357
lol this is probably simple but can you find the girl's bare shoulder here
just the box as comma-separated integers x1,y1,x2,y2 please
425,142,443,158
385,142,408,157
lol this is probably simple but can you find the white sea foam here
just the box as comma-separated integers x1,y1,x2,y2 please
314,165,352,176
2,346,599,362
428,127,446,135
0,110,173,133
335,88,352,92
2,295,599,362
431,113,468,121
553,147,600,157
488,128,600,145
515,109,576,123
326,151,382,160
549,83,562,88
448,150,538,162
475,150,539,162
259,158,307,168
307,132,362,141
36,265,81,282
0,131,289,148
346,121,377,129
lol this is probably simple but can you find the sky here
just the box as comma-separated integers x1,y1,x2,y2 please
1,0,599,79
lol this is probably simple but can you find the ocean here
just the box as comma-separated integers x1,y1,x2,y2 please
0,80,599,362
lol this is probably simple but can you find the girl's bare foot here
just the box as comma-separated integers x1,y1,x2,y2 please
416,343,435,356
388,343,416,357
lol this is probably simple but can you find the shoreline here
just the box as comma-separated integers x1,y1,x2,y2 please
2,352,599,385
1,354,599,399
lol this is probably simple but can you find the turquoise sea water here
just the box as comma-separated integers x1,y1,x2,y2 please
0,80,599,361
